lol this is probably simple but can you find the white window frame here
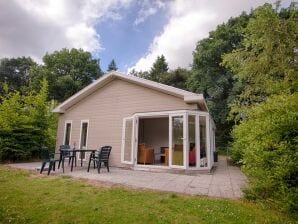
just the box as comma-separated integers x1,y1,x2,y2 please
121,116,135,164
129,110,214,171
206,114,211,170
186,112,199,169
169,113,186,169
78,120,89,160
63,120,72,145
196,115,210,171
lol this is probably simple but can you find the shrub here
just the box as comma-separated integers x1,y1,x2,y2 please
0,80,57,162
230,93,298,212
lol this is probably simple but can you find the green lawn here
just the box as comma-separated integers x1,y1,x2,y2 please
0,167,294,224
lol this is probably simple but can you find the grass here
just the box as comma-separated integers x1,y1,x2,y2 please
0,167,295,224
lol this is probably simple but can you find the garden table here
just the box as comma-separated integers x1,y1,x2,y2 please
60,148,97,171
73,149,97,167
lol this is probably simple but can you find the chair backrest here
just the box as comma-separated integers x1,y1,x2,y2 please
99,146,112,161
60,145,71,150
59,145,72,156
138,143,146,150
40,147,51,161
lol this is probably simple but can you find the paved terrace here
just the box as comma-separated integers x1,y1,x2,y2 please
7,156,247,199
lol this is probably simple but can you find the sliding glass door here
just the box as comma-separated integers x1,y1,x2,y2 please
170,114,186,168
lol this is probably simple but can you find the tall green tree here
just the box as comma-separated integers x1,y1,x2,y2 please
30,48,103,102
223,4,297,120
148,55,169,82
132,56,188,90
223,4,298,212
187,12,251,148
107,59,118,72
160,68,189,90
0,80,57,161
0,57,36,95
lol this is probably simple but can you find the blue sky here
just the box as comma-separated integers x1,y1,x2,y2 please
97,3,168,71
0,0,292,73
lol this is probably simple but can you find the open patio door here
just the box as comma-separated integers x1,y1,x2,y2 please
121,117,135,164
169,114,186,169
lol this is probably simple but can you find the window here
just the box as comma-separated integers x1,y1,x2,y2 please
80,121,89,149
199,116,208,167
188,115,196,167
64,122,72,145
79,121,89,160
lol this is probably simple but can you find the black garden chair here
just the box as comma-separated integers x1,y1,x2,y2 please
87,146,112,173
58,145,77,172
40,147,60,175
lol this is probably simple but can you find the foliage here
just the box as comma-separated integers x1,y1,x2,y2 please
223,4,298,213
0,167,295,223
29,48,103,102
187,12,251,147
223,5,297,121
147,55,169,82
231,93,298,212
0,57,36,95
162,68,190,90
0,80,57,161
133,56,189,90
107,59,118,72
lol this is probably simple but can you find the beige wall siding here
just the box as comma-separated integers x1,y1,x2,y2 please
56,78,197,166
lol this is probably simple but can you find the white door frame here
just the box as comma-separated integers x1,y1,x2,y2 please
121,116,134,164
169,113,186,169
121,110,214,171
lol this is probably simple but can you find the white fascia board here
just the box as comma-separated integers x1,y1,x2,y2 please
184,94,204,103
115,72,198,98
52,71,205,113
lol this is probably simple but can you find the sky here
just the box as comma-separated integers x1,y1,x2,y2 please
0,0,292,73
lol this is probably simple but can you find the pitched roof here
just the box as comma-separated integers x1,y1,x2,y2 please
52,71,207,113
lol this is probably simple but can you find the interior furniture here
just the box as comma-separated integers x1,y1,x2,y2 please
40,147,61,175
200,157,207,167
164,148,169,166
189,149,196,166
172,144,183,165
137,143,154,164
159,146,168,164
87,146,112,173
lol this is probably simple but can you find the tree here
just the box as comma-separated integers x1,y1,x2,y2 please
0,57,36,95
160,68,189,90
187,12,251,148
223,5,297,120
0,80,57,161
223,4,297,212
148,55,169,82
30,48,103,102
132,57,188,90
231,93,298,212
129,69,150,79
107,59,118,72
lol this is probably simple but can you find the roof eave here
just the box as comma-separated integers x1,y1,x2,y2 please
183,95,204,103
52,71,207,113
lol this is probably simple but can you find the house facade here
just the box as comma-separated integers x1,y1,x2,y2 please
53,71,216,171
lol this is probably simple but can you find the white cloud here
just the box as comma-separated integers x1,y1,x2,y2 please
129,0,281,72
0,0,132,62
134,0,166,26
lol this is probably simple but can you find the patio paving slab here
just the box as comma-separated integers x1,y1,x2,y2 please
7,156,247,199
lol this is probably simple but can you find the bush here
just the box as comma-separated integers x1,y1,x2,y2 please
230,93,298,213
0,81,57,162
